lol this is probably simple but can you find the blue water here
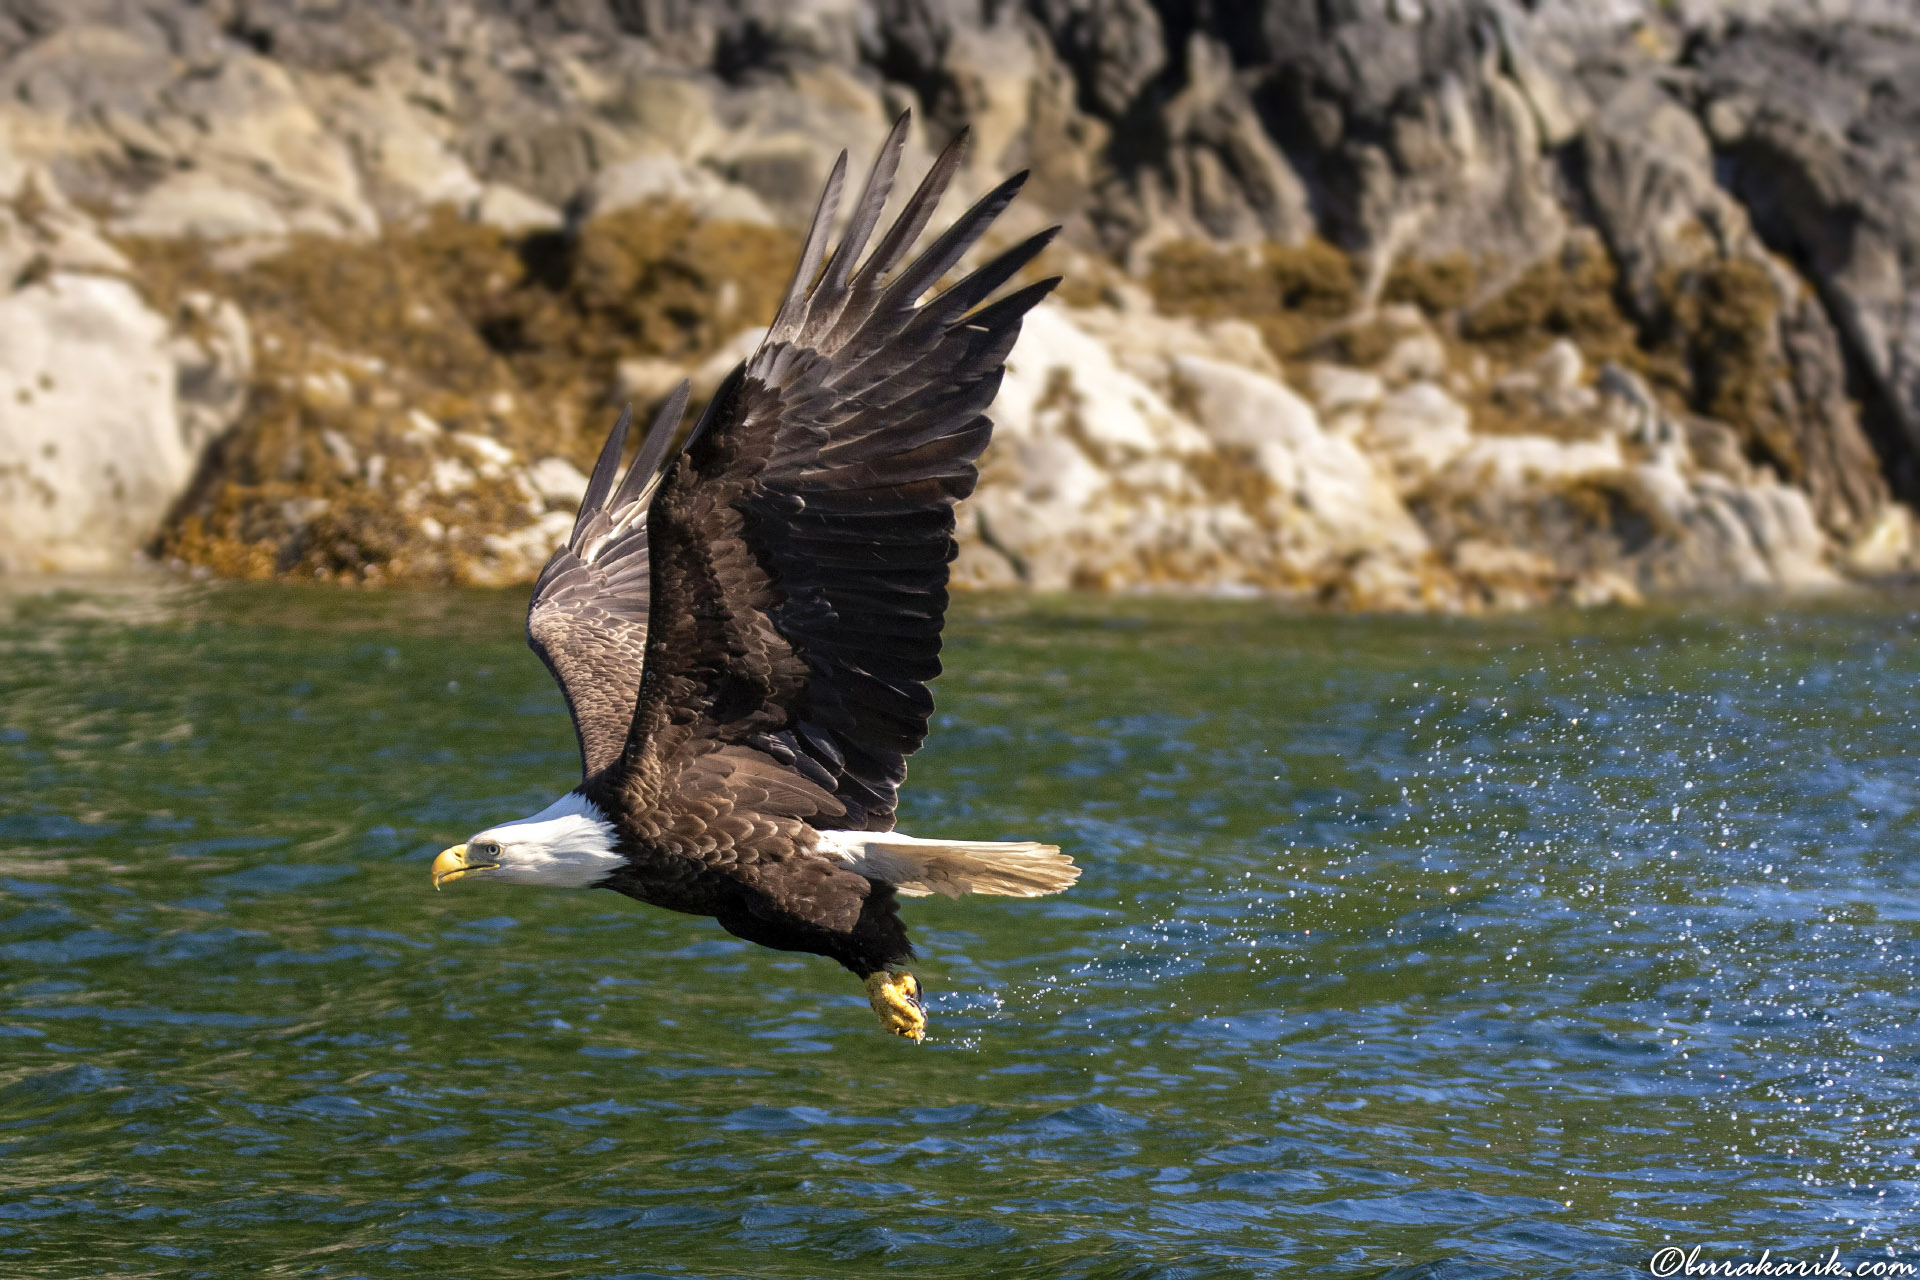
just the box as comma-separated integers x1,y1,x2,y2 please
0,579,1915,1277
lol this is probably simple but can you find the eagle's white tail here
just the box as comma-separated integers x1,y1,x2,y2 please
817,830,1079,899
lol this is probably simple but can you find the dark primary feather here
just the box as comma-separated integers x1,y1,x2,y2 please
526,384,691,780
610,113,1059,859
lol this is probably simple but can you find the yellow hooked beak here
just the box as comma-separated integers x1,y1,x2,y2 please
431,844,474,890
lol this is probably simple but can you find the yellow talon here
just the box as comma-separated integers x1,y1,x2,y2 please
864,970,926,1042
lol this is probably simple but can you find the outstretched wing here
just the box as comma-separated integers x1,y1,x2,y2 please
616,114,1059,848
526,383,690,780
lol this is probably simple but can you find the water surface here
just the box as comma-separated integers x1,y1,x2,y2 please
0,580,1915,1278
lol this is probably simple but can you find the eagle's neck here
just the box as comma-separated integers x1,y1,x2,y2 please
490,792,623,888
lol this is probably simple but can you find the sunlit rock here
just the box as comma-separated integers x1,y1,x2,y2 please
1365,382,1473,495
527,458,591,509
579,152,778,228
0,272,247,572
470,184,564,234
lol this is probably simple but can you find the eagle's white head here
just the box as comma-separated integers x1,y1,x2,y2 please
431,792,622,890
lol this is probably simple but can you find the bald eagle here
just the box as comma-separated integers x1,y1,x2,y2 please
430,116,1078,1041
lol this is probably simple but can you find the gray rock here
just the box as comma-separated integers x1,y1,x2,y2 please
1567,41,1891,536
1029,0,1164,120
1150,34,1313,246
1695,20,1920,502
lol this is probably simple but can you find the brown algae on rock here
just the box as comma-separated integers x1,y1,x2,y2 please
128,204,796,585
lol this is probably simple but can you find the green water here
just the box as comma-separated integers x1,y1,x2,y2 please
0,579,1915,1279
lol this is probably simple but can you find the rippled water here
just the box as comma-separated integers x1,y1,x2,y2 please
1,579,1916,1278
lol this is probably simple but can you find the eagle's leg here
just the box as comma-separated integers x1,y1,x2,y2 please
712,878,924,1040
863,970,925,1042
840,881,923,1041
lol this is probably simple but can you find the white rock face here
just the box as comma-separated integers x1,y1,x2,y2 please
960,303,1433,604
1067,303,1281,382
1366,381,1474,494
1173,354,1320,456
527,457,591,507
173,292,253,457
480,511,579,584
614,357,693,408
1168,355,1428,562
0,275,217,571
304,67,486,216
1628,452,1839,592
1379,331,1449,385
954,303,1857,608
1306,363,1385,416
1443,433,1626,492
1845,505,1916,575
0,165,253,574
111,172,294,241
997,305,1211,457
974,305,1222,591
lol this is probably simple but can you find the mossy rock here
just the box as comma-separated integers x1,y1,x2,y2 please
1147,238,1357,358
1461,236,1640,368
1661,257,1798,480
1382,252,1477,315
126,202,798,585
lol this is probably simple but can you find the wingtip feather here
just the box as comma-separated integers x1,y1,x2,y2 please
815,114,914,311
612,379,691,510
767,151,850,343
573,402,634,542
851,127,969,291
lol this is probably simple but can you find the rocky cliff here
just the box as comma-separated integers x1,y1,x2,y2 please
2,0,1916,604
